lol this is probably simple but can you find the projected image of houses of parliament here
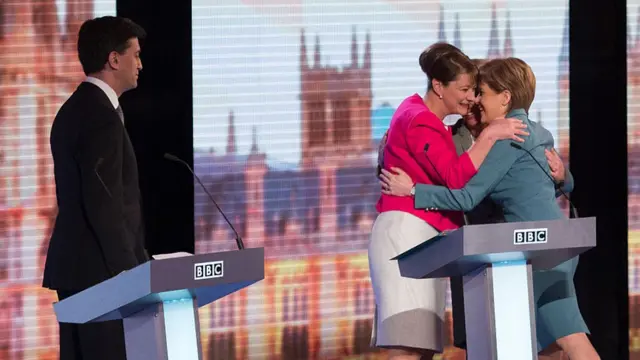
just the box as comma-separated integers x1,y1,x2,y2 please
0,1,116,359
192,1,569,359
0,0,568,359
629,2,640,359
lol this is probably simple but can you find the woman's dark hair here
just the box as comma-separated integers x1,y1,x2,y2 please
419,42,477,90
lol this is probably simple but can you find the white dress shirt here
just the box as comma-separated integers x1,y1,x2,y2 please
84,76,119,110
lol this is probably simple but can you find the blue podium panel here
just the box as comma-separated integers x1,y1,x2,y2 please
464,261,536,359
394,218,596,360
393,217,595,279
52,248,265,360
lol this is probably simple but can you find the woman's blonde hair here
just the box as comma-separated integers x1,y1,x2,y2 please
479,57,536,112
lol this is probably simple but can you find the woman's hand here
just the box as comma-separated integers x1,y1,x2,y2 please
484,117,529,142
545,148,565,182
379,167,414,196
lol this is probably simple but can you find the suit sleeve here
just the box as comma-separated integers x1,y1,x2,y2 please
406,113,477,189
413,139,520,211
376,130,388,177
557,168,574,196
76,111,139,275
537,126,572,197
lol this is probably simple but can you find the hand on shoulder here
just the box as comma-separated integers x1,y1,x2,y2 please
484,117,529,143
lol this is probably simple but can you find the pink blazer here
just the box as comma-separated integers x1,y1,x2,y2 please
376,94,478,231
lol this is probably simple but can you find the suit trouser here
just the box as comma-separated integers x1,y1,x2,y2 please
57,290,127,360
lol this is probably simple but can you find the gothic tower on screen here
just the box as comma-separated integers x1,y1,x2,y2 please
487,3,501,59
299,28,373,170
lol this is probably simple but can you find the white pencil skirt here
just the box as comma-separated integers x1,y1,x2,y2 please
368,211,446,352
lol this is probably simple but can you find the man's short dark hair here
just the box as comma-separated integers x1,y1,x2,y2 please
77,16,146,76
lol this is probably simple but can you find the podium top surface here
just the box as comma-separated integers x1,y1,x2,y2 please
53,247,264,324
394,218,596,279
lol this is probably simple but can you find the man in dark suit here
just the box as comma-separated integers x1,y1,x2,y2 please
43,16,149,360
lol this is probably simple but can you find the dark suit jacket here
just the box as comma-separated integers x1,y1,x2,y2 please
43,82,148,291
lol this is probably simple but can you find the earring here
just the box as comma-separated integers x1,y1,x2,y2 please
439,94,443,99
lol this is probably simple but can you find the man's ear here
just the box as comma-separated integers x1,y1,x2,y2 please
107,51,120,70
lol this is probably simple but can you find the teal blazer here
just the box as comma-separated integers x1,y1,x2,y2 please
413,108,588,351
415,109,572,221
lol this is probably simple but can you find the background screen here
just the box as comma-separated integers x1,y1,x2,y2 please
0,1,116,358
192,0,570,359
629,1,640,358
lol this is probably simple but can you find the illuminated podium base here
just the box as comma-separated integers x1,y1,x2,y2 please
394,218,596,360
53,248,264,360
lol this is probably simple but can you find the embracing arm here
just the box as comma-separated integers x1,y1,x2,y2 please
413,139,523,211
407,114,527,189
465,131,500,170
557,168,574,196
406,114,479,189
544,146,573,196
77,111,139,275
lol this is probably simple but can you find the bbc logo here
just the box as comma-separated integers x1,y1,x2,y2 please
194,261,224,280
513,228,548,245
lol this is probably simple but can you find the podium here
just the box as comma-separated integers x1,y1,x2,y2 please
393,218,596,360
53,248,264,360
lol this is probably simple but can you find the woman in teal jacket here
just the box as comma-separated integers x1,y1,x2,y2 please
379,58,599,360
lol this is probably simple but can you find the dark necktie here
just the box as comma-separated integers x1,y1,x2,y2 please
115,105,124,123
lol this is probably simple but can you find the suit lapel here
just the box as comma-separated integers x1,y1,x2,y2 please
451,120,474,156
122,128,138,179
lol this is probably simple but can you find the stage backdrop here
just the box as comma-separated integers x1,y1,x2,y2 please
0,0,569,359
192,0,570,359
0,1,117,359
629,1,640,358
